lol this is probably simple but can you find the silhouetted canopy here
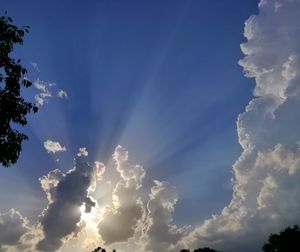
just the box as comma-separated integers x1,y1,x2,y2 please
0,15,37,167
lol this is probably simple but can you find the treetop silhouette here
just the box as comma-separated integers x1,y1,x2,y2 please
0,14,38,167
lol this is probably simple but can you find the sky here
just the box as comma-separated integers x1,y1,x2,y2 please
1,0,300,251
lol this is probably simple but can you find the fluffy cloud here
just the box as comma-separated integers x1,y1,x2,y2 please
57,90,68,99
36,150,105,251
2,1,300,251
98,146,145,245
143,180,185,252
179,0,300,251
34,79,52,107
43,140,67,154
34,79,68,106
77,147,88,157
0,209,29,247
0,209,38,252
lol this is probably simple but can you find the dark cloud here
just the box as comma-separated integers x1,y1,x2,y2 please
36,152,103,251
0,209,35,251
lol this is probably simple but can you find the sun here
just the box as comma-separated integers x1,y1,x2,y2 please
80,204,101,231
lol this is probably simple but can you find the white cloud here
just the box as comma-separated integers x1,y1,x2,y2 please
57,90,68,99
43,140,67,154
34,79,68,106
179,0,300,251
77,147,88,157
34,79,52,107
1,1,300,251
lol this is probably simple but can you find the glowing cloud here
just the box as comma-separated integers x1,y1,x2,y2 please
36,149,105,251
179,0,300,251
144,180,184,252
0,209,38,252
98,145,145,245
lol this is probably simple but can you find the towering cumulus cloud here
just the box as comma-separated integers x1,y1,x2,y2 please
98,146,145,245
36,149,105,251
144,180,184,252
180,0,300,251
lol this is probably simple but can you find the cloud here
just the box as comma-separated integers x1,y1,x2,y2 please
143,180,185,252
0,209,38,252
77,147,88,157
57,90,68,99
31,62,40,73
34,79,53,107
2,1,300,251
34,79,68,106
178,0,300,251
43,140,67,154
0,209,30,246
36,149,105,251
98,146,145,245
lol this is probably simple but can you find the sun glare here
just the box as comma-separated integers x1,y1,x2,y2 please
80,205,101,231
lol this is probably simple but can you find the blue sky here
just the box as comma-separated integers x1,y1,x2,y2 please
2,1,300,252
0,0,257,221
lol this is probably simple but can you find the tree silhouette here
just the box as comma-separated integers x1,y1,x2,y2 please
194,248,220,252
91,247,107,252
0,14,37,167
262,225,300,252
179,248,220,252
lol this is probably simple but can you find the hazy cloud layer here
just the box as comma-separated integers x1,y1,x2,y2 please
179,0,300,251
43,140,67,154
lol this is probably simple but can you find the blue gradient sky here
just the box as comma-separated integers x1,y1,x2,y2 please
0,0,258,226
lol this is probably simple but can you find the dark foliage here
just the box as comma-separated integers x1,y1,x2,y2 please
93,247,219,252
180,248,220,252
262,225,300,252
0,14,37,167
194,248,220,252
91,247,107,252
